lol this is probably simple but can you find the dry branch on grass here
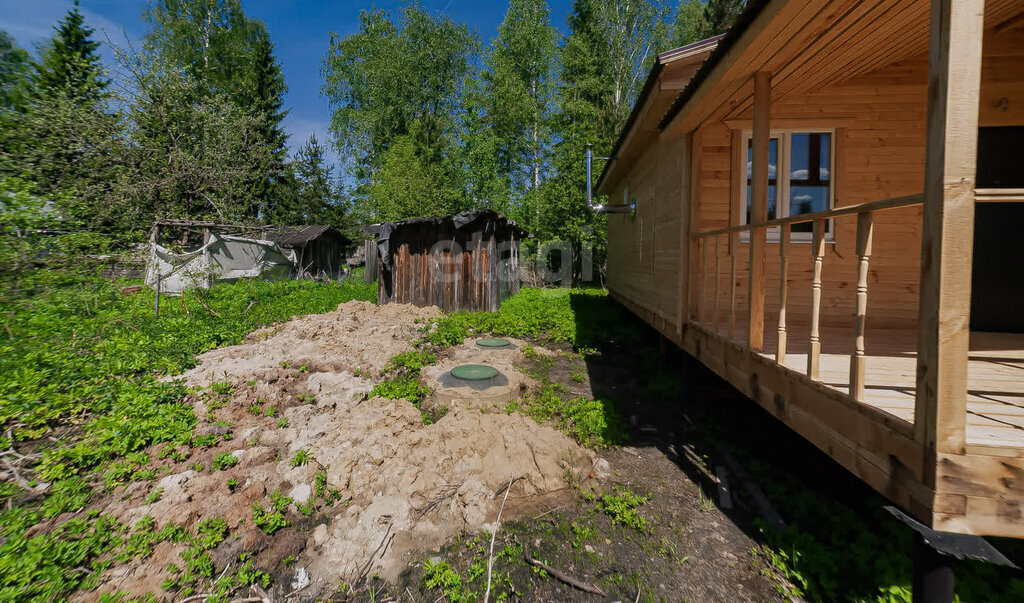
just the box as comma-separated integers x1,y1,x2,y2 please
483,474,514,603
522,549,607,597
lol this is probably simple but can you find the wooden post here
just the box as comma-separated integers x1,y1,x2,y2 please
154,273,161,318
776,224,789,364
678,135,692,334
686,130,703,323
728,131,742,343
702,238,711,324
850,212,873,402
364,239,377,284
747,71,770,350
914,0,984,458
728,233,738,341
808,219,826,379
712,235,721,333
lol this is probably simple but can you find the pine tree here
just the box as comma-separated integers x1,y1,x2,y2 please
672,0,746,47
703,0,746,35
268,134,334,225
7,1,118,219
34,0,108,103
249,33,290,220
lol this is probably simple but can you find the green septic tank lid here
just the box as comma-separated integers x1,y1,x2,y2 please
451,364,499,381
477,338,512,348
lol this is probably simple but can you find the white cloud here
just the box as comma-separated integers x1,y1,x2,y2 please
791,194,814,202
746,161,777,179
0,1,138,50
790,167,830,180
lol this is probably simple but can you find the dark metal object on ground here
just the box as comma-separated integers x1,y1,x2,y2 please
477,338,512,348
450,364,499,381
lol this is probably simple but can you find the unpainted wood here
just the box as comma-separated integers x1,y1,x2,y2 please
748,71,771,351
808,219,826,380
850,212,874,402
777,224,790,364
914,0,985,460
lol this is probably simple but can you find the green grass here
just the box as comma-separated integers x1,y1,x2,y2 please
424,287,638,349
0,274,374,600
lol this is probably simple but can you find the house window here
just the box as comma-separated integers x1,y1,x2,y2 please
741,130,833,240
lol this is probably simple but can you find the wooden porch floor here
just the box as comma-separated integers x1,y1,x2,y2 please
705,323,1024,452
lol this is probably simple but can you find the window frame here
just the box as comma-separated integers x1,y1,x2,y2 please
738,128,836,243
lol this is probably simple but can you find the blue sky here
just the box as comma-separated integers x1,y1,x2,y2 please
0,0,575,167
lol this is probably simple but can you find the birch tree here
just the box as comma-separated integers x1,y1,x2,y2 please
595,0,671,126
480,0,558,216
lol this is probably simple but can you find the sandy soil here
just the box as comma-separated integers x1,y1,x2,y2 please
88,301,601,600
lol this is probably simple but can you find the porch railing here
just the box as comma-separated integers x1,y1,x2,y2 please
690,193,924,402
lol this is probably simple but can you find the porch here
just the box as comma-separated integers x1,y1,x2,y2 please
732,324,1024,453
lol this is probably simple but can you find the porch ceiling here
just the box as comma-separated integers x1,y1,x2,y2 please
663,0,1024,135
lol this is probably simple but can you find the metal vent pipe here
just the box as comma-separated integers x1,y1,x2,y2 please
586,144,631,214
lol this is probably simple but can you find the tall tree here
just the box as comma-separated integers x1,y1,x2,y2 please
3,1,119,216
248,33,290,219
111,49,267,227
535,0,615,277
143,0,266,102
34,0,109,103
322,4,478,220
144,0,288,221
0,31,31,113
267,133,335,225
671,0,746,47
480,0,558,219
595,0,672,128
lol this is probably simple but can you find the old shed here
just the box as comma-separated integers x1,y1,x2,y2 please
264,225,350,280
374,210,523,312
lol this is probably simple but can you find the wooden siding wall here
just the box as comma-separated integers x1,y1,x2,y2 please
378,220,520,313
691,33,1024,335
297,232,348,280
607,135,687,331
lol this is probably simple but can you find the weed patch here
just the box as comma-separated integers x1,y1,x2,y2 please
0,276,374,597
599,485,650,533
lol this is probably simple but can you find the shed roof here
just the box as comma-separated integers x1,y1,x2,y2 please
376,210,523,268
263,225,344,249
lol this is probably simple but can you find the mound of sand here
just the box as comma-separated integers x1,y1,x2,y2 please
93,300,601,600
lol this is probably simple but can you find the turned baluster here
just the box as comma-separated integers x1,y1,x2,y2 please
850,212,873,401
808,219,826,379
777,224,790,364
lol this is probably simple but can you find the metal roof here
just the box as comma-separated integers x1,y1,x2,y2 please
263,225,342,248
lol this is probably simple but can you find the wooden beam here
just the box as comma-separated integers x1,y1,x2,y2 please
724,117,857,130
685,130,703,324
747,71,770,350
728,129,743,342
678,135,692,334
914,0,985,464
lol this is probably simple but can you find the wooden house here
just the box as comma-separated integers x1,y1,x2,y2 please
374,210,523,312
598,0,1024,542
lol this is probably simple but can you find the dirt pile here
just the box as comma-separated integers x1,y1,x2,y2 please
94,300,600,599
